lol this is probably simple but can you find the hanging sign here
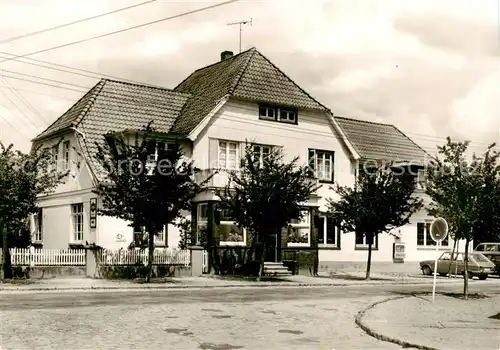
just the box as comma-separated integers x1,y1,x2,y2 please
90,198,97,228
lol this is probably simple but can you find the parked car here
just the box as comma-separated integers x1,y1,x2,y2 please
473,242,500,276
419,251,495,280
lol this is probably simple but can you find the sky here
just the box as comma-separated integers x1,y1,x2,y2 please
0,0,498,157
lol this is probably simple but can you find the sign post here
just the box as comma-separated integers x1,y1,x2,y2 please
429,217,449,302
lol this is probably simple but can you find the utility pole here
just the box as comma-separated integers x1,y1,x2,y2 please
227,18,252,53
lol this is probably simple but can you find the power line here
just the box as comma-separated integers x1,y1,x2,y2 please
0,74,89,92
1,77,48,125
0,114,31,139
0,0,240,64
0,80,39,129
0,53,125,82
0,0,158,45
0,69,91,90
0,85,79,101
3,71,488,149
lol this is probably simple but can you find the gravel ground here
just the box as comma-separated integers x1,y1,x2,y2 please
0,296,400,350
362,293,500,350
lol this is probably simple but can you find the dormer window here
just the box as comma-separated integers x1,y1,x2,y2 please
259,105,298,124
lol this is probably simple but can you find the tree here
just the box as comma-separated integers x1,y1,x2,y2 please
0,142,64,279
177,218,207,249
426,138,500,299
218,143,318,281
93,124,204,282
329,161,423,280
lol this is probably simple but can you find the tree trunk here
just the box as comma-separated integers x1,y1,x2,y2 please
463,239,470,300
453,240,460,278
146,230,154,283
1,219,9,280
366,240,373,280
256,238,266,282
447,238,457,277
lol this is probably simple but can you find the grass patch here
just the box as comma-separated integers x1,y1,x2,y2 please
212,275,290,282
443,292,490,300
132,278,181,284
0,278,37,285
325,273,389,281
488,312,500,320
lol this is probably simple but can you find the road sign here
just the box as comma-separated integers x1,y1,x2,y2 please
430,217,448,242
430,217,449,303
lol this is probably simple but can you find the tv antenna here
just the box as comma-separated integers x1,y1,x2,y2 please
227,18,252,53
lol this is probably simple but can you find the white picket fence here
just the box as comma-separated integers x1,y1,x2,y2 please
0,247,190,267
5,248,86,266
99,248,190,266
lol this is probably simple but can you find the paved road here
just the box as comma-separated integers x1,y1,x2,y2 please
1,281,498,350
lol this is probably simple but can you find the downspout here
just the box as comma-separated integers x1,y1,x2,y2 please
70,125,99,247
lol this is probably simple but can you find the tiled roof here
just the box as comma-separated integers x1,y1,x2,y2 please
34,81,105,140
34,79,190,180
171,47,327,134
334,116,430,163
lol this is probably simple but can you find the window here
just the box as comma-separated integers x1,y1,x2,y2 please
33,209,43,242
415,169,426,189
132,224,167,246
218,208,245,245
51,144,59,171
145,141,176,175
317,215,338,247
259,105,298,124
218,141,238,169
309,149,334,182
286,210,310,246
417,222,449,247
62,141,70,170
154,225,167,246
355,230,378,249
71,203,84,242
253,144,272,168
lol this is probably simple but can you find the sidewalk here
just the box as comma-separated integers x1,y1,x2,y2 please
0,273,465,292
358,293,500,350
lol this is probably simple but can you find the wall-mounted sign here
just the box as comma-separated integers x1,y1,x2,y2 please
90,198,97,228
393,242,406,259
116,233,126,243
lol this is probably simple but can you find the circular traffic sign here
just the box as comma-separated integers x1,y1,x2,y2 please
430,217,448,242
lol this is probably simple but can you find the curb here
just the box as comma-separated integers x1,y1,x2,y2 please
0,278,463,292
355,295,440,350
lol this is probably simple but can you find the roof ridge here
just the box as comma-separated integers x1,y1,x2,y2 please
73,79,107,128
252,49,328,111
102,78,190,97
334,115,396,127
173,47,255,90
32,79,106,141
392,125,433,158
228,47,256,94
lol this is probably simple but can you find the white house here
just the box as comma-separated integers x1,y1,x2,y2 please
31,48,462,273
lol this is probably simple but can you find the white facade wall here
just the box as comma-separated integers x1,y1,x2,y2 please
33,99,466,267
192,98,356,212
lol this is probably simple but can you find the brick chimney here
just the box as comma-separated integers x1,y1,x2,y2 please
220,50,233,61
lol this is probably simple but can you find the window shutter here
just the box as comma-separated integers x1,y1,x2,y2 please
330,152,335,181
308,149,315,170
240,141,247,168
209,138,219,169
316,216,325,244
326,217,336,244
164,225,168,247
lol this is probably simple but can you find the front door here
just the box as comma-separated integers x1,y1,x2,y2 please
264,233,278,262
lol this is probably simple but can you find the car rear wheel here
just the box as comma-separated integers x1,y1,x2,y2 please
478,274,488,280
422,265,432,276
462,271,473,279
